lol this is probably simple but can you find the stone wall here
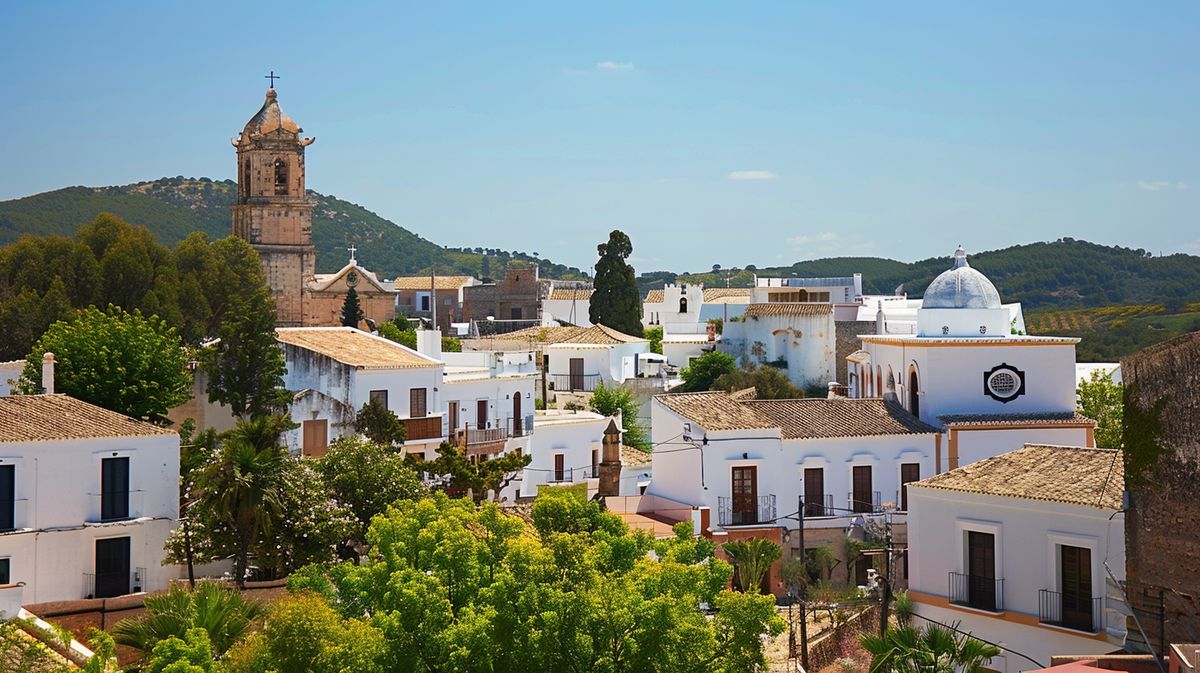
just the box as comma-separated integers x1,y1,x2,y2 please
1121,331,1200,648
835,320,875,384
463,263,543,322
305,288,396,327
807,604,880,673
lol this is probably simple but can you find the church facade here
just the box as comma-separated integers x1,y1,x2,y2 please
232,86,395,327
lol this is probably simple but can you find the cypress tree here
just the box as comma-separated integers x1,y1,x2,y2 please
341,288,364,328
589,230,643,337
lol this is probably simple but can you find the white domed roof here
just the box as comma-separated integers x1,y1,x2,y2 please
921,247,1001,309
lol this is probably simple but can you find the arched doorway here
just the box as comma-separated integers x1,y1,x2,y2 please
908,367,921,418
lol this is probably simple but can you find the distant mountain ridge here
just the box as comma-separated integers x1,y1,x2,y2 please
0,177,586,280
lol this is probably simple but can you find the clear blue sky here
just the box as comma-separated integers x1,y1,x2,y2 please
1,2,1197,272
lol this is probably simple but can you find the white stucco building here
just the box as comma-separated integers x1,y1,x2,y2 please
543,324,659,393
541,285,594,327
519,410,648,498
849,247,1095,471
907,444,1126,671
0,360,22,397
643,283,704,329
277,327,536,462
720,303,837,390
0,394,180,606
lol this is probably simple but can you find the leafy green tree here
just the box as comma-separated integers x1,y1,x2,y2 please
316,436,426,538
722,537,781,593
141,628,216,673
254,455,356,577
377,321,417,349
678,350,737,392
200,255,289,418
340,287,364,328
19,304,191,423
254,593,387,673
354,400,407,447
110,582,263,659
861,624,1001,673
644,325,663,354
712,590,786,673
1077,369,1122,448
589,230,643,336
589,381,650,450
714,363,805,399
423,441,531,502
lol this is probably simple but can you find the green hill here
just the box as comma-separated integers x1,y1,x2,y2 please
0,177,587,280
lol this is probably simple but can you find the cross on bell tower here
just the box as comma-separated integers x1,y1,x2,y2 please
264,70,280,88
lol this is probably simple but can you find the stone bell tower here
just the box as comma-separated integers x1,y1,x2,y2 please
598,417,624,497
231,84,317,326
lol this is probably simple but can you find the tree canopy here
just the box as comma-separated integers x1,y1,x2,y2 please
340,287,364,328
1077,370,1122,449
19,304,192,423
589,381,650,451
678,351,737,393
589,230,643,337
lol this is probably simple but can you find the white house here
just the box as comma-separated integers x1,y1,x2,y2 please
907,444,1126,671
719,302,837,390
543,324,658,393
749,274,862,305
277,327,537,462
521,410,628,497
858,295,1027,338
850,247,1095,471
698,288,751,323
541,285,594,326
0,360,22,397
643,284,704,329
0,394,180,606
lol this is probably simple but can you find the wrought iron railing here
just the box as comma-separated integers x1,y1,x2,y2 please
949,572,1004,612
549,373,600,393
1039,589,1102,633
802,494,835,517
84,567,146,599
508,415,535,437
548,467,576,483
847,491,883,513
717,494,777,526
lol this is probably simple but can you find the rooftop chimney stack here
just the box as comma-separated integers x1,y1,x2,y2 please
41,352,55,395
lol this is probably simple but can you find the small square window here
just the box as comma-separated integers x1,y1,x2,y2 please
0,558,10,585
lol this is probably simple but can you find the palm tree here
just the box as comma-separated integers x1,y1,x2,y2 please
111,581,263,660
195,417,289,587
722,537,782,594
861,624,1001,673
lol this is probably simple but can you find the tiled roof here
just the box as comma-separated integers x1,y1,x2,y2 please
276,327,440,369
747,398,940,439
729,387,758,401
548,288,593,301
552,324,648,345
938,411,1094,427
621,445,653,467
655,392,779,432
704,288,751,303
491,325,589,343
912,444,1123,510
390,275,475,291
0,395,176,443
644,289,665,304
743,303,833,318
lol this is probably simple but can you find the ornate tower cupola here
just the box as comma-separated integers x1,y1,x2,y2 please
231,82,318,326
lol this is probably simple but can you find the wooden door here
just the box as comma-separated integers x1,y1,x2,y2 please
900,463,920,511
569,358,585,391
101,457,130,521
477,399,489,429
0,465,13,531
852,465,872,513
731,466,758,525
1061,545,1093,631
95,537,130,598
512,394,522,435
968,531,996,611
448,402,460,439
803,468,824,517
554,454,565,482
302,420,328,457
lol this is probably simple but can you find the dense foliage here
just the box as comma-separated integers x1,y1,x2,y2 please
419,441,531,502
590,230,644,337
678,351,737,393
644,325,663,354
714,363,805,399
0,177,588,280
339,287,363,328
1077,370,1123,449
861,624,1001,673
269,490,783,673
111,582,264,661
589,381,650,451
19,305,192,423
317,436,426,539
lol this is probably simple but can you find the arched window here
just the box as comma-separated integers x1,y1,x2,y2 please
274,158,289,195
241,160,251,197
798,289,809,302
876,366,883,398
679,297,688,313
886,365,896,392
908,366,921,418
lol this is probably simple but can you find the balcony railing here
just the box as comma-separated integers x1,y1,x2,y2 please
802,494,835,517
509,415,535,438
87,491,145,523
1039,589,1102,633
465,422,508,445
0,499,29,531
84,567,146,599
949,572,1004,612
717,494,777,527
548,467,576,483
549,373,600,393
401,415,445,441
847,491,883,513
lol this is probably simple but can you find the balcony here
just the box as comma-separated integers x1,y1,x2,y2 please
549,372,600,393
1039,589,1102,633
949,572,1004,612
847,491,883,513
465,422,508,446
509,414,535,438
802,494,835,517
401,415,445,441
717,494,777,527
547,467,577,484
86,491,145,524
84,567,146,599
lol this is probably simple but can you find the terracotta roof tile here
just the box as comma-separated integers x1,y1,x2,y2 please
644,289,665,303
552,324,648,345
743,303,833,318
495,326,589,343
621,445,653,467
390,276,475,291
655,392,779,432
938,411,1094,427
912,444,1123,510
703,288,751,302
0,395,176,443
746,398,940,439
548,288,593,301
276,327,440,369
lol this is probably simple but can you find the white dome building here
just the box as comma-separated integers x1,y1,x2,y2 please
916,247,1011,338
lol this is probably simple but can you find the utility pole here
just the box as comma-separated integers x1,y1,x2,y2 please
878,513,894,636
798,494,809,672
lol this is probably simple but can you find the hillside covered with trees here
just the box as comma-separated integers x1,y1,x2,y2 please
0,177,588,281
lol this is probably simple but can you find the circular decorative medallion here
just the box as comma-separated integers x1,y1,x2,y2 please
346,270,359,288
983,363,1025,403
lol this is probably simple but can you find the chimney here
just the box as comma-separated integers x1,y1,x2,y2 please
41,352,55,394
416,328,443,360
597,417,623,497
